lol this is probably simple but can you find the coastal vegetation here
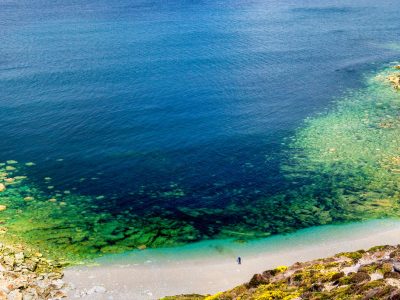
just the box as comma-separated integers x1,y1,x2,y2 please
1,65,400,263
163,244,400,300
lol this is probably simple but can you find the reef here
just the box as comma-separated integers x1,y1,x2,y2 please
163,244,400,300
1,65,400,262
0,161,202,262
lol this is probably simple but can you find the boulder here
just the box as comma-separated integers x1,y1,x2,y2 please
308,283,323,292
7,290,22,300
388,74,400,90
247,273,269,288
0,291,7,300
384,272,400,279
390,251,400,259
391,290,400,300
363,287,387,300
382,262,393,273
349,272,370,284
331,271,345,281
393,262,400,273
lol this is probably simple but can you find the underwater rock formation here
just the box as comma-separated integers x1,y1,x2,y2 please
164,245,400,300
1,65,400,263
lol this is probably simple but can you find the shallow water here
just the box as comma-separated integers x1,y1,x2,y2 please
94,218,400,265
1,0,400,203
64,218,400,299
1,0,400,259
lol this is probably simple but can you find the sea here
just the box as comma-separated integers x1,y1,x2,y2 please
1,0,400,258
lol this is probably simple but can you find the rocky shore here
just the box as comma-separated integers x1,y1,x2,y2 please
387,65,400,90
0,243,68,299
165,244,400,300
388,71,400,90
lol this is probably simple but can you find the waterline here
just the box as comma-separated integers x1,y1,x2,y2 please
65,218,400,299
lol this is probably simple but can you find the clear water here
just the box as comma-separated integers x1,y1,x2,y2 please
94,219,400,265
1,0,400,259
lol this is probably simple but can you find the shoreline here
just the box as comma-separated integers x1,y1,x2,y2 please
1,66,399,299
0,242,68,299
0,66,399,264
64,218,400,299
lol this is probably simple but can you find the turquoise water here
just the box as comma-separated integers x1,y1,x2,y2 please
95,219,400,265
1,0,400,259
1,0,399,204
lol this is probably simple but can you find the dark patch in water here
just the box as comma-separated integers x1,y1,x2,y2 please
290,7,356,15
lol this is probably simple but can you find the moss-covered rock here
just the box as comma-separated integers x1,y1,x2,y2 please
161,295,206,300
175,245,400,300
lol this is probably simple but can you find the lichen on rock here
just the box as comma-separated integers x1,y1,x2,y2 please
166,245,400,300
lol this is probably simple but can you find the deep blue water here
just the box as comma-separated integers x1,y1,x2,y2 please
1,0,400,209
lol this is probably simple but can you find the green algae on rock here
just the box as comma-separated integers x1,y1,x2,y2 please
0,163,201,262
2,66,400,261
283,66,400,220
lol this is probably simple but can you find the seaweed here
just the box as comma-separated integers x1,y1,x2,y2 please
1,66,400,262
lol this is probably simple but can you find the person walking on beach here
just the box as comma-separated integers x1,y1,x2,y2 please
237,256,241,265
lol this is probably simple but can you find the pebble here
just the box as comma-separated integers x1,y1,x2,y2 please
0,243,66,299
87,286,107,294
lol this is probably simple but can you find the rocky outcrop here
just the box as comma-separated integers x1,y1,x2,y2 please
0,243,68,299
163,245,400,300
388,74,400,90
388,66,400,89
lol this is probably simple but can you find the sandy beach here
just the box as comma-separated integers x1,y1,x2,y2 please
64,219,400,300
